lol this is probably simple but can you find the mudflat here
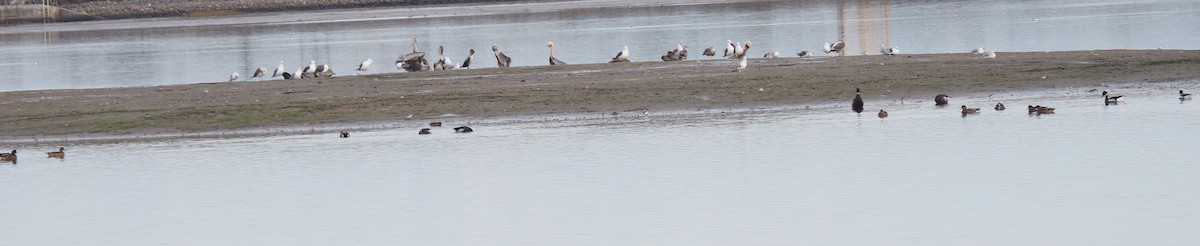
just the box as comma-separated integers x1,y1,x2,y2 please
1,50,1197,142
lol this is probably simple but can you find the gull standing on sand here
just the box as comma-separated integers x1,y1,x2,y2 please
228,72,239,82
724,40,736,57
823,41,846,55
548,41,567,65
357,58,374,72
492,44,511,68
763,51,780,59
314,63,333,77
251,67,266,79
611,45,630,63
733,56,747,73
302,60,317,77
272,61,285,78
461,49,474,69
971,47,986,54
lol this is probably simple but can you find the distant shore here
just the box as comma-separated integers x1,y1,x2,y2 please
1,50,1198,143
58,0,530,20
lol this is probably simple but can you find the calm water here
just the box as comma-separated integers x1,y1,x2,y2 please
2,86,1199,244
1,0,1198,91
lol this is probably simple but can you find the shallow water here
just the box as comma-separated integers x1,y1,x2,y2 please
2,87,1199,244
0,0,1198,91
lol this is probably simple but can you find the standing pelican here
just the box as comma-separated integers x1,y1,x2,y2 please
492,44,511,68
610,45,630,63
397,36,428,72
852,88,864,113
797,50,814,57
823,41,846,55
272,61,285,78
229,72,239,82
548,41,567,65
461,49,474,69
434,45,453,70
702,47,717,56
723,40,735,57
983,51,997,58
763,51,780,59
733,56,747,73
357,58,374,72
739,41,752,59
251,67,267,79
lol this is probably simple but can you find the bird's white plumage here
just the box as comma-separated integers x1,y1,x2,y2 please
971,47,986,54
983,51,997,58
252,67,266,78
822,42,833,53
303,60,317,75
733,56,747,72
357,58,374,72
272,61,285,78
724,40,735,57
229,72,239,82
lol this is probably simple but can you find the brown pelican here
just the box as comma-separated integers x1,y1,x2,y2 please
797,50,814,57
492,44,511,68
733,56,747,73
397,36,429,72
610,45,630,63
763,51,780,59
251,67,266,79
357,59,374,72
548,41,566,65
878,109,888,118
661,43,687,61
822,41,846,55
961,105,981,116
272,61,285,78
228,72,239,82
461,49,474,69
702,47,717,56
433,45,454,70
852,88,864,113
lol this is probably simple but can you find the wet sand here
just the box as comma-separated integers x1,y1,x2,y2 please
1,50,1198,143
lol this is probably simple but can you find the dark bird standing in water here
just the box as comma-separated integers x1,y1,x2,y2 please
851,88,864,113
